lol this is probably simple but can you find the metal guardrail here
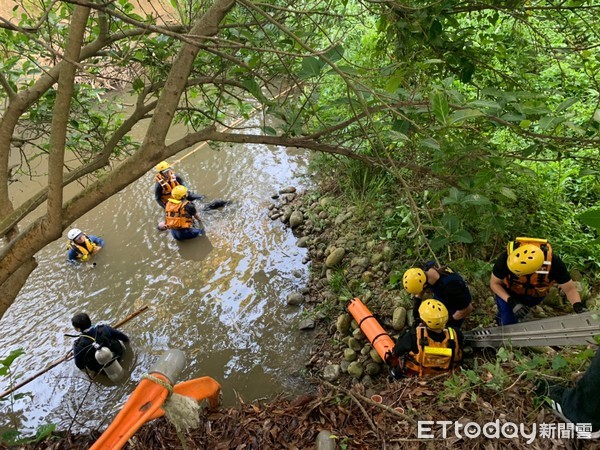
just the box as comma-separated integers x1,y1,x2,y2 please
463,311,600,348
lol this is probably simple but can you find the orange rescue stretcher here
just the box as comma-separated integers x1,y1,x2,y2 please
347,297,395,362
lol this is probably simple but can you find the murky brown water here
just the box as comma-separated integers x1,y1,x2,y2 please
0,115,313,435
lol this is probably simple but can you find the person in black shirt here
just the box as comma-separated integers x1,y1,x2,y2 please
71,313,129,375
402,263,473,329
489,237,583,325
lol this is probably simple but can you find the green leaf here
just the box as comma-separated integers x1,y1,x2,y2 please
0,348,25,367
452,229,473,243
262,125,277,136
431,92,449,125
35,424,56,442
241,77,266,102
132,78,144,92
552,355,568,371
499,186,517,201
299,57,323,79
555,98,578,112
593,109,600,124
449,109,484,124
466,100,501,111
462,194,491,206
420,137,440,150
430,236,449,251
323,44,344,63
441,214,460,233
442,187,462,205
537,116,565,131
578,208,600,229
519,119,532,128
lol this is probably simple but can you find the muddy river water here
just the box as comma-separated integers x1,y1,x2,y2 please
0,115,313,435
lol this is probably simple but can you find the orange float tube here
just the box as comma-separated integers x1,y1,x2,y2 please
347,297,395,361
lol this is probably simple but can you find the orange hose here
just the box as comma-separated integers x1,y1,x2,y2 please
347,297,395,361
90,373,171,450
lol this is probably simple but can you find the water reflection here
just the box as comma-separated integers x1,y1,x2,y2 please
0,117,313,434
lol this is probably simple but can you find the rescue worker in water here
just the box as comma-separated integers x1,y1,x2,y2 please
163,185,205,240
153,161,204,209
387,299,463,377
66,228,104,262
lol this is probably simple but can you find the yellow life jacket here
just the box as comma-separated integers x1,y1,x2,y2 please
404,326,462,377
155,170,180,204
165,199,194,229
504,237,553,298
68,235,98,261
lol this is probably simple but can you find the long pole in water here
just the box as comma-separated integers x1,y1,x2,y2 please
0,304,149,400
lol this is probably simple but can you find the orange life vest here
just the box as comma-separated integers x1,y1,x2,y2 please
165,199,194,230
404,326,462,377
155,170,180,204
504,237,553,297
68,235,98,261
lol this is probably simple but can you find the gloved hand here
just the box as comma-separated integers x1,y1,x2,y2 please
573,302,587,314
384,350,398,367
507,297,530,320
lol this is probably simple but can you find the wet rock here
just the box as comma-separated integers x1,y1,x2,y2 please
352,328,366,341
318,211,328,219
392,307,407,330
316,430,336,450
287,292,304,306
347,361,364,378
543,287,562,308
350,256,369,270
336,314,352,333
320,197,334,208
340,360,351,373
322,365,341,382
279,186,297,194
291,270,303,278
361,271,374,283
325,248,345,267
325,269,336,283
360,344,372,356
370,253,383,265
299,318,315,330
344,348,357,361
289,210,304,228
365,362,381,376
284,193,296,202
348,337,362,351
382,245,393,260
370,349,383,363
271,194,280,200
296,236,310,248
334,212,353,226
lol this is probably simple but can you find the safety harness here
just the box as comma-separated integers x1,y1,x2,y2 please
404,326,462,377
155,170,180,204
68,235,98,261
504,237,553,298
165,199,194,229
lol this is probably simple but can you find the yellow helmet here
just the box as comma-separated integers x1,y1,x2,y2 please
171,185,188,200
418,299,448,331
507,244,544,276
403,268,427,295
155,161,171,172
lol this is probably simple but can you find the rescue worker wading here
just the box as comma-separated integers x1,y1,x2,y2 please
165,185,205,241
489,237,584,325
154,161,204,209
71,313,129,376
388,300,463,378
66,228,104,262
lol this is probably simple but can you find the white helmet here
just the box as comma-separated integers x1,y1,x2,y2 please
68,228,83,240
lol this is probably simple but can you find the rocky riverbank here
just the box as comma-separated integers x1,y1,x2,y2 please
5,182,599,450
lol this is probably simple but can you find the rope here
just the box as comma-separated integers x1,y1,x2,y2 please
141,373,173,396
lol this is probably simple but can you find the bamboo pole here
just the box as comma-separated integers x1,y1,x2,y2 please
0,304,149,400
